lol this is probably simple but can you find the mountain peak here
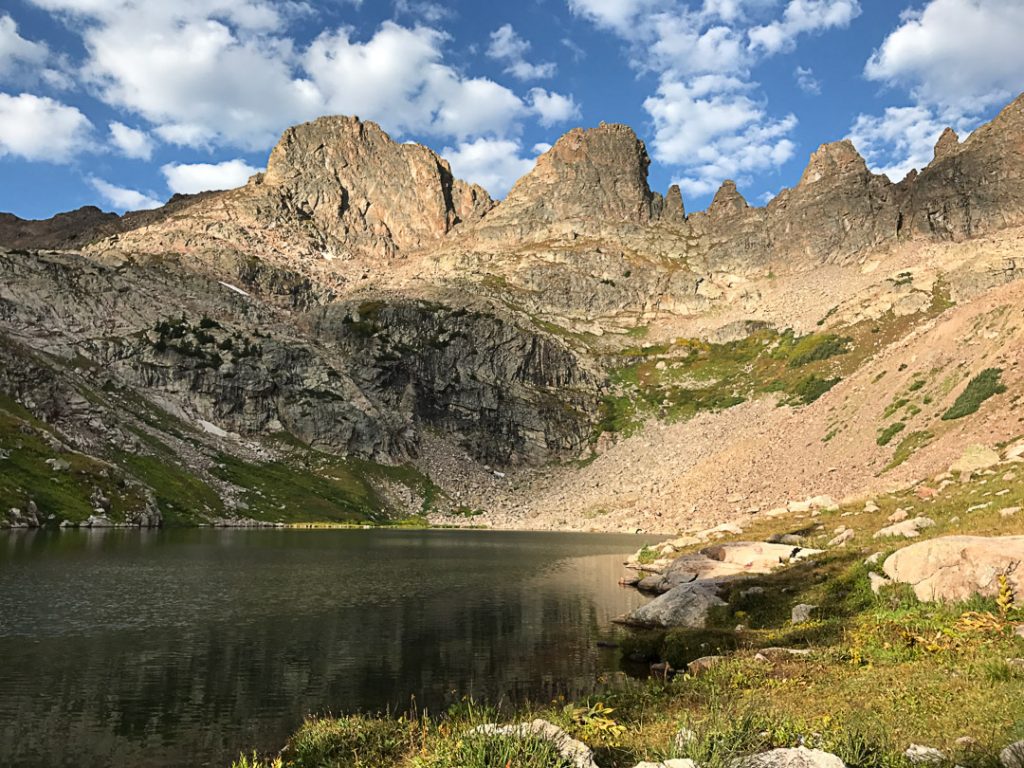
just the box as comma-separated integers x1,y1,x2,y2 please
260,114,492,255
933,127,960,161
482,122,658,230
798,140,868,187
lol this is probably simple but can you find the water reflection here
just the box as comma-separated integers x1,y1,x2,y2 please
0,528,645,768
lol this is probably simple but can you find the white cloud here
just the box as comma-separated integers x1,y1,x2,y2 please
0,14,49,78
533,141,553,154
89,176,162,210
865,0,1024,113
487,24,556,81
392,1,452,23
305,22,525,140
28,4,528,151
645,75,796,196
847,105,959,181
0,92,92,161
109,121,154,159
794,65,820,95
566,0,667,35
161,159,259,194
748,0,861,55
648,14,748,76
442,137,535,198
529,88,581,127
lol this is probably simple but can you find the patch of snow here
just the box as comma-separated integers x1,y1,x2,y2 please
218,281,250,297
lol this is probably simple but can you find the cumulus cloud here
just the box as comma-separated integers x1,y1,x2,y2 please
89,177,162,210
848,105,961,181
794,65,820,95
0,14,49,78
645,75,796,196
442,138,535,197
161,159,259,194
748,0,861,55
850,0,1024,184
305,22,526,140
0,92,92,161
566,0,668,35
487,24,556,81
26,3,532,152
109,121,154,159
529,88,581,127
865,0,1024,113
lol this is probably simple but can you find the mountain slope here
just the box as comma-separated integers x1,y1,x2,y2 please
4,94,1024,530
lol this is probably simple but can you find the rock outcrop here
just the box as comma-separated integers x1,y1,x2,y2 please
899,93,1024,240
883,535,1024,601
471,123,660,241
260,116,493,257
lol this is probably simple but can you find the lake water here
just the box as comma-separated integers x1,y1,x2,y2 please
0,528,647,768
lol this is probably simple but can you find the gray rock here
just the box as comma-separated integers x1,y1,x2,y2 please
906,745,946,764
618,582,727,629
1001,741,1024,768
734,746,846,768
791,604,818,625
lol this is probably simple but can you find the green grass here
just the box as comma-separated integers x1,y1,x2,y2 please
0,398,149,524
942,368,1007,421
877,421,907,446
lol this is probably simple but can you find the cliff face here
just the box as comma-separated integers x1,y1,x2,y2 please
900,94,1024,240
261,116,493,258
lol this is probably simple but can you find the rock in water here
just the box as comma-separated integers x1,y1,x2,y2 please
617,583,727,629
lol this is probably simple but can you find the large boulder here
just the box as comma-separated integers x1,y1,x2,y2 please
617,582,727,629
883,536,1024,602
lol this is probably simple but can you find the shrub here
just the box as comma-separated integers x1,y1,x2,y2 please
788,375,840,405
786,334,852,368
941,368,1006,420
876,422,906,446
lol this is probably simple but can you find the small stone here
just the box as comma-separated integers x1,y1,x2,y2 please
906,744,946,764
1014,625,1024,639
791,604,817,624
869,572,891,594
888,508,910,523
687,655,725,676
828,529,855,547
1000,507,1020,518
864,552,883,565
863,501,880,513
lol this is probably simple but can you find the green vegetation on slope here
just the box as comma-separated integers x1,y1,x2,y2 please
942,368,1007,421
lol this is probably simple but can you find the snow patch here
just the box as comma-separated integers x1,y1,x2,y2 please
218,281,250,297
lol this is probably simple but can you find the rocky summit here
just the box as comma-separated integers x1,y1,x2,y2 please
4,93,1024,532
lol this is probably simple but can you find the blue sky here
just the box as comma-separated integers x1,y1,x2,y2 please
1,0,1024,219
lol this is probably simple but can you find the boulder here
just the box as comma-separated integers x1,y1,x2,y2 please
883,536,1024,602
791,604,817,624
634,761,696,768
949,444,1000,476
873,517,935,539
734,746,846,768
1002,742,1024,768
618,582,727,628
828,529,855,547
